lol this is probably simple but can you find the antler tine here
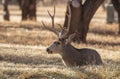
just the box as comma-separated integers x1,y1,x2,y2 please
47,5,56,28
57,23,63,30
42,21,59,36
66,4,71,32
42,5,59,37
47,5,56,17
58,3,72,38
54,5,56,16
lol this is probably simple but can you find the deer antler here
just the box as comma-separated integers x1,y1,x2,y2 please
42,5,59,37
66,4,71,33
47,5,56,28
59,3,72,38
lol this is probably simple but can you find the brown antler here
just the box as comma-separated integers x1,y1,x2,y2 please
66,4,71,33
42,5,59,36
59,3,72,38
47,5,56,28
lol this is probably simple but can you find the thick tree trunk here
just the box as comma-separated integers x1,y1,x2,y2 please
80,0,104,42
63,0,104,43
19,0,36,21
2,0,10,21
64,0,82,35
29,0,36,20
20,0,29,20
17,0,22,10
111,0,120,34
118,13,120,34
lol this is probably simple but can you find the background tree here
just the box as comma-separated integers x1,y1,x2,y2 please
64,0,104,43
2,0,10,21
112,0,120,34
19,0,36,21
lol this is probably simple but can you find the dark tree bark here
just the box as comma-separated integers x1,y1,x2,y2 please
63,0,104,43
111,0,120,34
64,1,82,35
2,0,10,21
29,0,36,20
81,0,104,42
19,0,36,21
20,0,29,20
17,0,22,10
64,0,82,42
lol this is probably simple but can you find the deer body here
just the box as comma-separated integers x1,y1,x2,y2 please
47,43,103,67
59,44,102,67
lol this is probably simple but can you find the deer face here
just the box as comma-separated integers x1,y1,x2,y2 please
46,39,66,54
46,33,76,54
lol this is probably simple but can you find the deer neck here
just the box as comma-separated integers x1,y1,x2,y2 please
60,44,79,66
61,43,77,56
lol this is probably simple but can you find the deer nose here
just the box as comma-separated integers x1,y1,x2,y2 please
46,48,49,52
46,48,52,54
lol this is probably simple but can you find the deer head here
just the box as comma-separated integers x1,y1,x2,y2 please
42,4,76,54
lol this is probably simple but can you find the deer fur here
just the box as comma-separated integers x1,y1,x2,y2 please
47,39,103,67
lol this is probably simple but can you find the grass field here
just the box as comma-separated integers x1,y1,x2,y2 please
0,21,120,79
0,5,120,79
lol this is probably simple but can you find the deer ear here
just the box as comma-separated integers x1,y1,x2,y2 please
65,33,76,45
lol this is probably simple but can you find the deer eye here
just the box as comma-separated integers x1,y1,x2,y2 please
54,42,60,45
59,38,65,41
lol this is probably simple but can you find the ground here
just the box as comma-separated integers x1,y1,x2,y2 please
0,5,120,79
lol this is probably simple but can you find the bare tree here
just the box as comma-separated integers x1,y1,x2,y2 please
64,0,104,43
2,0,10,21
112,0,120,34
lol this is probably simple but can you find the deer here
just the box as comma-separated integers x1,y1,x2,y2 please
42,3,103,67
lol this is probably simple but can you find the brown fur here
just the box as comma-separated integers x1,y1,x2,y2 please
47,43,103,67
61,44,103,67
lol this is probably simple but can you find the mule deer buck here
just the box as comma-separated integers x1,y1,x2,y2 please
42,4,103,67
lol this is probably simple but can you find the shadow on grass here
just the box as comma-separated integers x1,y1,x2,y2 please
20,71,78,79
77,59,120,79
2,68,78,79
83,71,103,79
87,39,120,47
89,29,118,36
0,53,63,66
104,59,120,65
0,22,60,31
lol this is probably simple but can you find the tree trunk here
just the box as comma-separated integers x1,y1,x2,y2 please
17,0,22,10
64,0,82,35
29,0,36,20
19,0,36,21
118,13,120,34
2,0,10,21
81,0,104,42
111,0,120,34
63,0,104,43
20,0,29,20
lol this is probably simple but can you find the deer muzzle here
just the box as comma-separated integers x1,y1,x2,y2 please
46,48,52,54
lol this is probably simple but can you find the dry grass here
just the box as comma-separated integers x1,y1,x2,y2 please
0,43,119,79
0,6,120,78
0,21,120,79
